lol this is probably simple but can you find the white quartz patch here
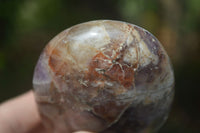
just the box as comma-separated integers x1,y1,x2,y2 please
66,25,111,70
69,25,110,49
123,47,138,65
138,41,159,67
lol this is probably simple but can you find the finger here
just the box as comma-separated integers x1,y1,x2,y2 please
28,121,47,133
0,91,44,133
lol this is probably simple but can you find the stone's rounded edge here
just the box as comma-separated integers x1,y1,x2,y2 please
33,51,52,96
101,85,174,133
33,20,175,133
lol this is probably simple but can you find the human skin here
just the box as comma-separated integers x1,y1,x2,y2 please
0,91,92,133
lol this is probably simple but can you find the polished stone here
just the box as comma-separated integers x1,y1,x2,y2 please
33,20,174,133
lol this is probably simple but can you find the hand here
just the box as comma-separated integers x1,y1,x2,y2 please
0,91,93,133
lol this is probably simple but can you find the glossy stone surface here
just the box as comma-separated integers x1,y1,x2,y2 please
33,20,174,133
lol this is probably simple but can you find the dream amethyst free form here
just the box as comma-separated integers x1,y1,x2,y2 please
33,20,174,133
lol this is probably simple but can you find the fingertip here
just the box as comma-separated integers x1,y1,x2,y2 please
0,90,41,133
